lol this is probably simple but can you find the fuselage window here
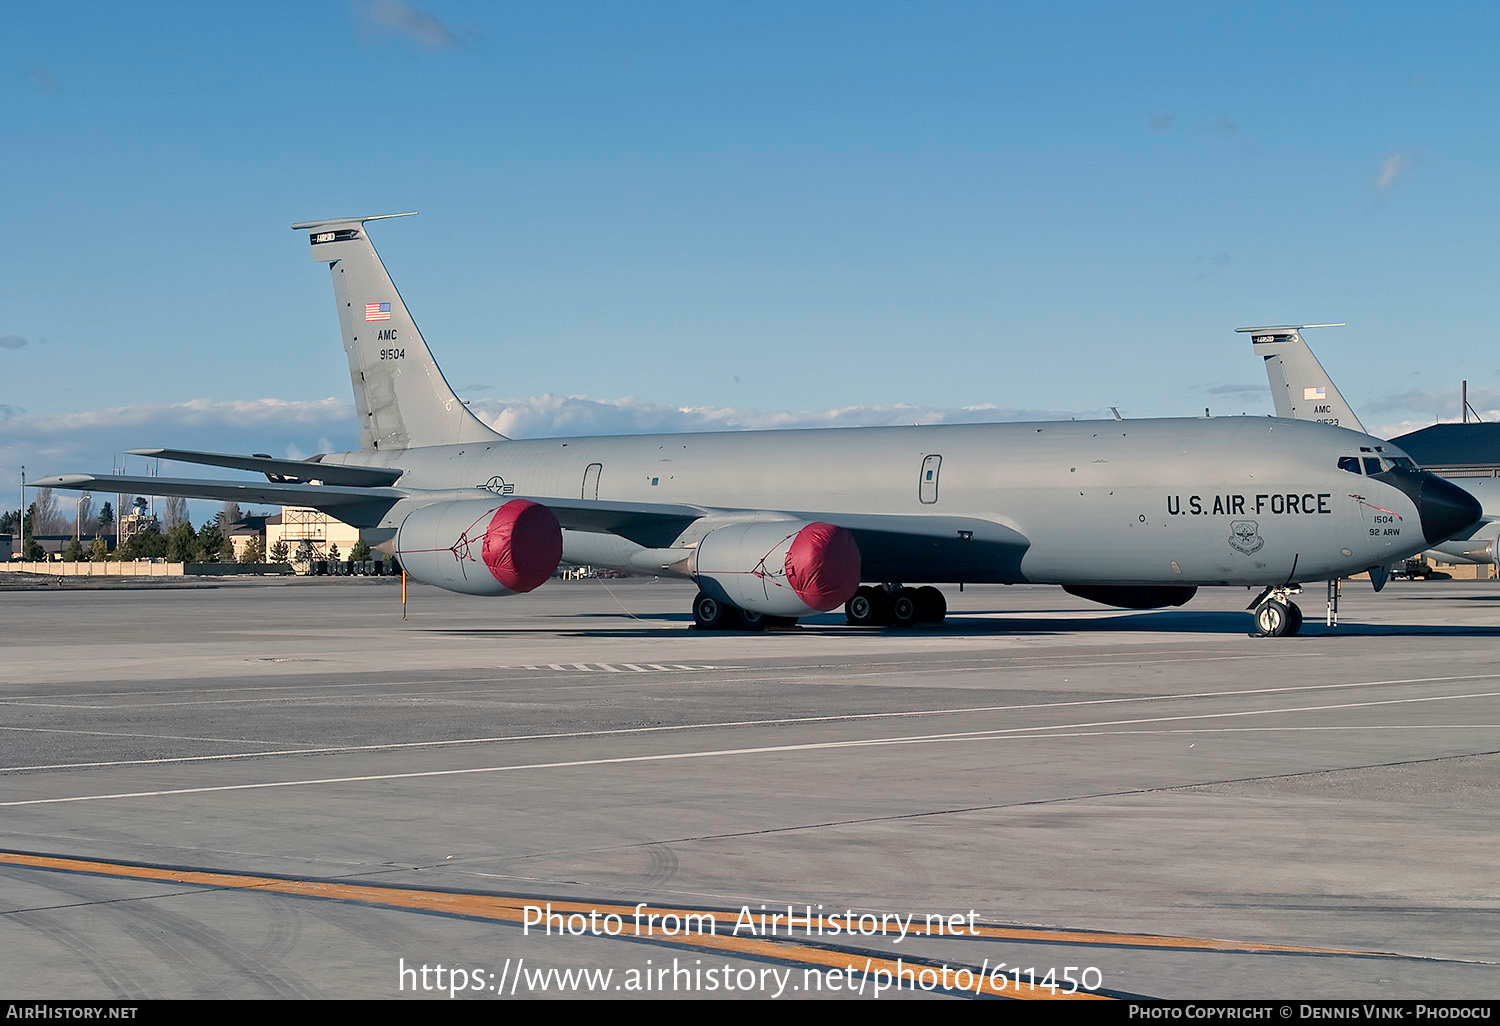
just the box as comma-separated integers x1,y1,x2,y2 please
1338,456,1362,475
1363,457,1384,475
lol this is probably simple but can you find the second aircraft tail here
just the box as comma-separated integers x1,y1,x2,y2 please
1238,324,1366,433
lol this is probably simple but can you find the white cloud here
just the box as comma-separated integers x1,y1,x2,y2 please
2,393,1105,514
1375,153,1410,193
0,398,356,517
471,394,1102,438
358,0,463,48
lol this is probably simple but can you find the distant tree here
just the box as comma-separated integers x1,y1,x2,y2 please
220,536,237,563
239,536,264,564
97,502,114,531
0,509,18,535
350,539,372,562
89,535,108,562
164,496,189,530
269,538,289,563
23,538,43,560
32,488,60,535
63,538,84,562
120,523,166,560
196,519,225,561
220,501,243,528
328,543,341,564
165,520,198,562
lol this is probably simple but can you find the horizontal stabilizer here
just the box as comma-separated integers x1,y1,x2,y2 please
30,474,405,513
126,449,402,487
289,212,417,233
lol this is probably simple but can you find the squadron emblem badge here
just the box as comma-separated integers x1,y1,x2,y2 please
1228,520,1264,555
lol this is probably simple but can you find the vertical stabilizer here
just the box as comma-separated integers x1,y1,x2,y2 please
291,213,503,451
1238,324,1365,433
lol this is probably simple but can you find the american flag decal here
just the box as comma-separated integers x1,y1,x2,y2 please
365,302,391,322
1304,386,1327,401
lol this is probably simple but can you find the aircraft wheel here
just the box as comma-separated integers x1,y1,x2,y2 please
734,607,768,631
845,586,890,627
890,588,921,628
915,586,946,624
1285,602,1303,637
1254,599,1292,638
693,592,732,630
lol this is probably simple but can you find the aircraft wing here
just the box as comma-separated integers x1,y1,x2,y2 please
29,473,405,512
508,495,717,548
125,448,403,487
801,511,1029,581
34,469,1027,578
521,496,1029,578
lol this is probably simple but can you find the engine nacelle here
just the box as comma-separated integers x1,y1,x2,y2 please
1427,538,1496,565
695,520,861,617
395,498,563,596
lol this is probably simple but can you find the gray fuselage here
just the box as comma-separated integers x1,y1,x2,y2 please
327,415,1437,588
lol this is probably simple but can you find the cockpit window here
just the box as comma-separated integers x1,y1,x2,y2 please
1341,454,1418,475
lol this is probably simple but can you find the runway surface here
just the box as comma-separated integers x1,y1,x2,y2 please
2,576,1497,1000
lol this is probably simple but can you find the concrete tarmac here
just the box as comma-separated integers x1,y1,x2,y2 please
1,576,1497,1000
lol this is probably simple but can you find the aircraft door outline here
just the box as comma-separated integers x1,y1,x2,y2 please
919,454,941,504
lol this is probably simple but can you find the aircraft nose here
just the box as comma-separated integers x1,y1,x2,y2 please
1417,474,1483,545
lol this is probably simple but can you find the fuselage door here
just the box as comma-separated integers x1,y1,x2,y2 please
919,454,941,504
582,462,602,500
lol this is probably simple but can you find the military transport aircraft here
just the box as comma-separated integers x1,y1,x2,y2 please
1243,324,1500,569
33,216,1482,637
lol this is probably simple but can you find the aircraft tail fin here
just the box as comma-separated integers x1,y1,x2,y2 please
291,213,504,451
1237,324,1366,434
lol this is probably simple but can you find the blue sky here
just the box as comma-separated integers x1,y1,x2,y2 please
4,2,1499,520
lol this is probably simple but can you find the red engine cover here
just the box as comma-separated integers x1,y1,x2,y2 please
481,499,563,593
783,522,861,611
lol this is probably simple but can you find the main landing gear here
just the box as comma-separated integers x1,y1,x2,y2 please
691,592,795,631
1249,586,1303,638
845,585,947,628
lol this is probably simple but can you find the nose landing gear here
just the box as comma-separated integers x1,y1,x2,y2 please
1250,586,1304,637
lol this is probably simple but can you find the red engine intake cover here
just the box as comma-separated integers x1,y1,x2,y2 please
481,499,563,593
783,522,861,611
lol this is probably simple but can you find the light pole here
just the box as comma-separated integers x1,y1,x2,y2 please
18,465,24,560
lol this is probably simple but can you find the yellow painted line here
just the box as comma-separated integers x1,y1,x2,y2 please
452,896,1389,958
0,851,1112,1000
0,848,1395,960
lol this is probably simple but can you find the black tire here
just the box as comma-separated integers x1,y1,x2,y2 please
1285,602,1303,637
915,586,946,624
1255,599,1291,638
845,586,891,627
733,607,768,631
891,587,920,628
693,592,732,630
